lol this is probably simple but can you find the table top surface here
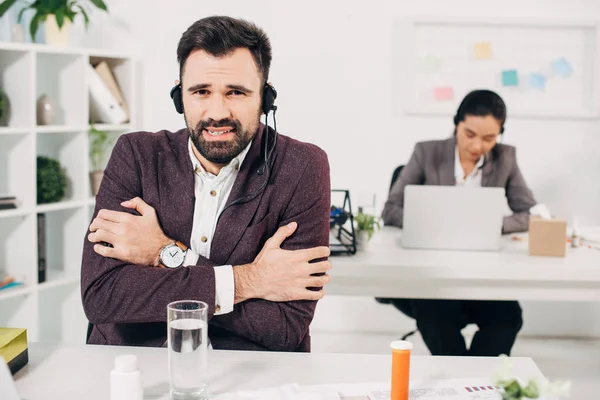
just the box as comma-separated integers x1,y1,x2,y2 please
14,342,544,400
330,227,600,282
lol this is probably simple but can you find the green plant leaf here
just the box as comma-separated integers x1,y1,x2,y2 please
30,11,42,40
76,4,88,26
0,0,19,18
522,380,540,398
502,380,522,399
17,6,29,22
37,156,68,204
88,0,107,11
54,7,64,27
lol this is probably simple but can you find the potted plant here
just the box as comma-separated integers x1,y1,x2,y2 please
0,87,10,127
89,124,113,196
37,155,68,204
495,355,571,400
0,0,108,46
354,211,381,251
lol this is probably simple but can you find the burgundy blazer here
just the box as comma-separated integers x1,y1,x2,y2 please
80,125,331,351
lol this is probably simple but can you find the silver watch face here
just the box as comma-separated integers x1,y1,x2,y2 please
161,244,185,268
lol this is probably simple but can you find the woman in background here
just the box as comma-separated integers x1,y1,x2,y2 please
382,89,537,356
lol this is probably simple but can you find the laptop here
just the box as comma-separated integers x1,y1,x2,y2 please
0,357,21,400
402,185,506,251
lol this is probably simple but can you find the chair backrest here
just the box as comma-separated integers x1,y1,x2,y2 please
389,165,405,193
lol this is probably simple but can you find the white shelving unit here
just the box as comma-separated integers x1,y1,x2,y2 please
0,41,136,344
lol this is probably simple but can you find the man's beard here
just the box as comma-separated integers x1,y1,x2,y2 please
187,116,259,165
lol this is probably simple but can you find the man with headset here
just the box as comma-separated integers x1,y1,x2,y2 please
80,16,332,351
382,89,538,357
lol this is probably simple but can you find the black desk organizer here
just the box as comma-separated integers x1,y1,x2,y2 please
329,189,357,255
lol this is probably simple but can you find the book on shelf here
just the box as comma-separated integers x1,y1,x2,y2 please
0,196,18,210
87,63,128,125
0,275,23,291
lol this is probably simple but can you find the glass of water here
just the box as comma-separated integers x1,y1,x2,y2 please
167,300,209,400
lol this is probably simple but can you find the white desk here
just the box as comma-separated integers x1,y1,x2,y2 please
329,227,600,301
15,342,543,399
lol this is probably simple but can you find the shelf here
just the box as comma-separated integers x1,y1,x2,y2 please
38,272,80,292
0,284,33,301
0,42,133,344
36,200,86,213
36,125,85,134
91,123,132,132
0,128,30,136
0,208,31,219
0,42,131,60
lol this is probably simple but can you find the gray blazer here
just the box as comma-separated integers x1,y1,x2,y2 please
382,137,537,234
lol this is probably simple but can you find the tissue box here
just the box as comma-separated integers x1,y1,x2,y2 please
528,216,567,257
0,328,28,375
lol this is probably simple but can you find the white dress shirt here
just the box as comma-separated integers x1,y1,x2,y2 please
183,138,252,315
454,146,484,187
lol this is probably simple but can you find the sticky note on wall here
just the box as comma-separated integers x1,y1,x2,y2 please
420,55,443,74
551,57,573,78
529,73,546,90
433,86,454,101
474,42,492,60
502,70,519,87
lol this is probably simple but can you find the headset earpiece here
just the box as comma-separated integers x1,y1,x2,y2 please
262,83,277,115
170,84,183,114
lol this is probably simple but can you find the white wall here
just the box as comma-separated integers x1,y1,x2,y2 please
6,0,599,338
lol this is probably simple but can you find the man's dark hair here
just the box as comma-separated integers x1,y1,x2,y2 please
454,89,507,127
177,16,272,83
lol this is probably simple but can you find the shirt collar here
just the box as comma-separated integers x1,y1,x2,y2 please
454,146,484,180
188,136,252,178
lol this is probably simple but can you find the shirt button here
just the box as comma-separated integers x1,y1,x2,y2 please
215,304,221,312
210,190,217,197
201,236,208,243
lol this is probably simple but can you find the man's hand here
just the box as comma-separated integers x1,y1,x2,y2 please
88,197,172,266
233,222,332,303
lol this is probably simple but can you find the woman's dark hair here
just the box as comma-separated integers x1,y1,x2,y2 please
177,16,272,83
453,89,507,134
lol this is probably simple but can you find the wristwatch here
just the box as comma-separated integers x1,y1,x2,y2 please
158,241,188,269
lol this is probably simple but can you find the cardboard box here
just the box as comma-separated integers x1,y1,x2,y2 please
0,328,28,375
528,216,567,257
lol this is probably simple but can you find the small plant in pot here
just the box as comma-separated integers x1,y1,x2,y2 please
0,0,108,46
495,355,571,400
0,87,11,126
354,211,381,251
89,125,113,196
37,155,67,204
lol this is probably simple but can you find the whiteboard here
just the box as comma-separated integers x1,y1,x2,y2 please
395,18,600,119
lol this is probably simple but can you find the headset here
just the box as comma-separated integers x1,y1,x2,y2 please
169,80,278,209
453,89,505,135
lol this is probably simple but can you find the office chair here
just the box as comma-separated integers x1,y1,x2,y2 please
86,322,93,343
375,165,418,340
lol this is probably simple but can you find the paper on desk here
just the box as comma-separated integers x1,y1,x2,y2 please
211,383,340,400
368,378,502,399
211,378,504,400
530,203,552,220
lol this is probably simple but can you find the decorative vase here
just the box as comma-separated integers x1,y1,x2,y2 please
36,94,56,126
11,24,25,42
0,90,11,127
44,14,71,46
89,171,104,196
356,231,371,252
